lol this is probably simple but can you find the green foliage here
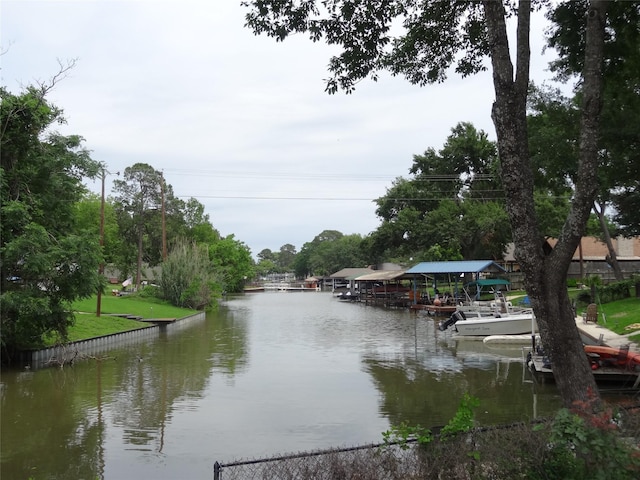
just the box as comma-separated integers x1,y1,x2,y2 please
255,258,278,278
440,393,480,439
576,289,592,306
598,280,633,304
294,230,367,277
579,279,634,306
112,164,217,279
382,393,479,452
534,398,640,480
112,163,164,276
277,243,297,271
1,85,102,360
208,235,255,292
73,293,196,319
369,122,510,262
539,2,640,239
136,284,160,298
382,422,432,450
243,0,488,94
75,192,123,266
308,234,367,276
46,313,145,345
161,238,221,309
614,187,640,237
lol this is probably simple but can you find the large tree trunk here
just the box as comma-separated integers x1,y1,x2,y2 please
594,201,625,281
483,0,608,408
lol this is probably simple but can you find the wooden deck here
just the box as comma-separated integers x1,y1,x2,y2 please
528,354,640,389
138,318,177,324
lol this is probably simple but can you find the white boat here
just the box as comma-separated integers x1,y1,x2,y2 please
456,291,530,316
439,309,538,336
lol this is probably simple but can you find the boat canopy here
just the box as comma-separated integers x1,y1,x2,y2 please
354,270,408,282
330,267,375,280
405,260,506,275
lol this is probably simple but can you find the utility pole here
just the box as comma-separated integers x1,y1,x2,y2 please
97,165,119,317
161,171,167,261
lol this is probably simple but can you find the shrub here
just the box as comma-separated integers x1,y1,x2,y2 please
531,394,640,480
160,239,222,309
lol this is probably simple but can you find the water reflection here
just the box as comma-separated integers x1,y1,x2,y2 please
1,292,563,480
363,318,561,429
1,308,248,480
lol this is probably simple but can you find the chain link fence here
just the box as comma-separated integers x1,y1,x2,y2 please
213,405,640,480
213,441,425,480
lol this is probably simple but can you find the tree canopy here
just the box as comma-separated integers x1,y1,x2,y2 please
112,163,221,288
0,85,102,360
371,122,510,263
293,229,367,277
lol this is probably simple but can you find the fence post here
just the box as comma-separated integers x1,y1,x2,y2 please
213,461,221,480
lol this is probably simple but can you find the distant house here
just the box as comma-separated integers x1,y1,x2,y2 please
502,236,640,281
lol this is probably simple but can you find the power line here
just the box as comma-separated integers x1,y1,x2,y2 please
163,168,497,183
175,194,512,202
164,168,398,182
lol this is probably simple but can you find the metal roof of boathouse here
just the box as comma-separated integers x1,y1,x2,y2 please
405,260,505,275
354,269,408,281
330,267,375,280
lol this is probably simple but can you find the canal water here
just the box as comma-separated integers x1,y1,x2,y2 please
1,292,563,479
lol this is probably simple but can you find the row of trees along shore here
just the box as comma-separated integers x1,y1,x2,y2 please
2,1,639,409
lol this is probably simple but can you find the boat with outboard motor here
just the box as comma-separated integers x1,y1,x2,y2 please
439,309,538,336
439,290,537,336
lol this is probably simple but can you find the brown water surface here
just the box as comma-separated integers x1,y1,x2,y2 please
0,292,562,479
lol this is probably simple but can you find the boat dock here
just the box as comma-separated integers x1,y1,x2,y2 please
575,316,639,350
527,354,640,388
262,282,321,292
527,317,640,389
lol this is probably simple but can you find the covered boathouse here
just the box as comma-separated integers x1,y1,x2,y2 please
401,260,507,313
333,260,508,312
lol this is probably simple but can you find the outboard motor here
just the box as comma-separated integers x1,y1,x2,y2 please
439,310,466,331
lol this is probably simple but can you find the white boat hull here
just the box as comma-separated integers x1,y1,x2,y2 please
454,314,538,336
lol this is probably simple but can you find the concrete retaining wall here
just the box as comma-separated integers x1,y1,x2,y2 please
21,312,206,369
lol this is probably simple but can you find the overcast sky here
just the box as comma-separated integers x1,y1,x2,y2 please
2,1,560,257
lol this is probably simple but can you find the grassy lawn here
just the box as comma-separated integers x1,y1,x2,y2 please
62,313,151,343
44,294,198,346
73,293,196,319
592,296,640,337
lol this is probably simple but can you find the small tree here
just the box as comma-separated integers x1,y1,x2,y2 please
209,235,255,292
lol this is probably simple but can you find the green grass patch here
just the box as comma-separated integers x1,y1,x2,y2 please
73,294,196,319
61,314,149,343
43,294,198,346
586,296,640,335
